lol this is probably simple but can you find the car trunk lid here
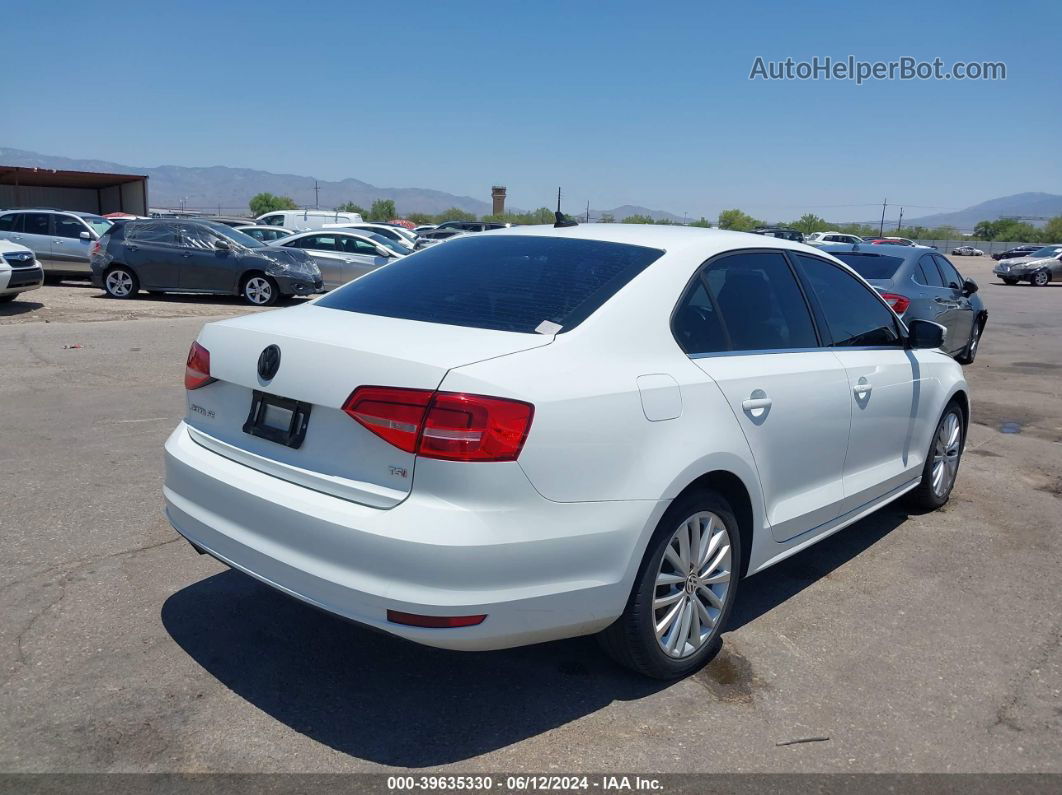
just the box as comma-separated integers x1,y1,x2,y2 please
184,303,553,507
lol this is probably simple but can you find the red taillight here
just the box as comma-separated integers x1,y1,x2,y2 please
386,610,486,628
184,341,215,390
880,292,911,315
343,386,534,462
89,241,102,257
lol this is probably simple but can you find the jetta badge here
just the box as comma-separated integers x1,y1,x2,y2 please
257,345,281,380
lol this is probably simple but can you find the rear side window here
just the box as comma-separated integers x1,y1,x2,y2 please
128,222,178,245
794,254,901,347
833,252,904,280
674,251,818,354
915,255,945,287
23,213,50,235
317,235,664,333
0,214,19,232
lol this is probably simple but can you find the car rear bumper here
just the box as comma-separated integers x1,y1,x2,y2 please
163,422,663,650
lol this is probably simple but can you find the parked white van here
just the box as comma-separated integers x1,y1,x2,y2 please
256,209,365,231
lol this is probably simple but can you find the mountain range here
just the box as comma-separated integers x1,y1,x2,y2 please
0,147,679,221
0,147,1055,227
900,192,1062,230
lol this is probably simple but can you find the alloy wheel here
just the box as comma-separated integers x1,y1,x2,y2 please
245,277,273,305
106,270,133,297
931,410,962,497
653,511,732,658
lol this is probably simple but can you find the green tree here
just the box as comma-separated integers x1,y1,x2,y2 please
368,199,397,221
790,213,829,235
337,202,367,216
433,207,477,223
406,212,435,226
621,214,657,224
249,193,297,216
717,208,760,231
1042,216,1062,243
689,217,711,228
598,212,615,223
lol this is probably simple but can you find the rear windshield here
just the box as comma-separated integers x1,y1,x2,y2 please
833,252,905,280
316,234,664,333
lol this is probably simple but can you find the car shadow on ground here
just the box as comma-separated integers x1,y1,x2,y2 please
0,299,44,317
161,505,910,766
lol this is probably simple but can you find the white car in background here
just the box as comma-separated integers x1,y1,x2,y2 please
165,225,968,678
0,240,44,303
235,225,294,243
272,229,405,289
256,209,365,231
323,222,418,249
805,231,864,246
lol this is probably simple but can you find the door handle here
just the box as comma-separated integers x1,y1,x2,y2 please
126,244,138,251
742,396,773,412
182,253,193,258
853,378,872,398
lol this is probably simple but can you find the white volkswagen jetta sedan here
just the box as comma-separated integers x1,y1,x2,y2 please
164,224,968,678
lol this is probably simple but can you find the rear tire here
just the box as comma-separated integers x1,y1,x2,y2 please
241,273,279,306
598,489,741,679
906,400,964,511
103,266,139,299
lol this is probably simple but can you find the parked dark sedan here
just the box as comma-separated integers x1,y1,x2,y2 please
818,244,987,364
90,220,322,305
991,244,1042,261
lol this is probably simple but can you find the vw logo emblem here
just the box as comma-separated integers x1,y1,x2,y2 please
257,345,281,380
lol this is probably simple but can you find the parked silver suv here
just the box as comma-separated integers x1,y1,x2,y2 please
0,209,113,277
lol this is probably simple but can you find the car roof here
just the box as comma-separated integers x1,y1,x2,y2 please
483,223,852,263
816,242,923,261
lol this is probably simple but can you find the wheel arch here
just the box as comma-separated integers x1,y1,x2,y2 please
237,268,266,296
671,469,756,579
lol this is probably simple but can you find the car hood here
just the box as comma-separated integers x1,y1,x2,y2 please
0,240,34,256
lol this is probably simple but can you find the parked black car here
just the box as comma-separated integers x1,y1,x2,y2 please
434,220,511,232
90,220,322,306
751,227,804,242
991,244,1042,261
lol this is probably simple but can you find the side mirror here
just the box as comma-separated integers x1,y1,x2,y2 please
907,319,945,350
962,277,979,296
79,231,92,240
214,239,231,251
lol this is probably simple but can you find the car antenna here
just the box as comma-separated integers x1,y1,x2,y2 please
554,187,578,228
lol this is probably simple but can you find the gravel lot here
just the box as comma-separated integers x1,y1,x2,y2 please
1,256,1059,773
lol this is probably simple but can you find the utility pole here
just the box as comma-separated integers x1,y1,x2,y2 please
586,200,590,223
879,197,887,236
314,181,320,209
683,212,688,226
897,207,904,232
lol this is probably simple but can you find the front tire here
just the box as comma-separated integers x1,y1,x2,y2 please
1001,277,1019,285
599,489,741,679
241,273,279,306
956,318,983,365
0,294,17,304
103,266,139,299
1032,270,1050,287
906,401,964,511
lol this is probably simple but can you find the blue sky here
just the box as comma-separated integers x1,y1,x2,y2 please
5,0,1060,222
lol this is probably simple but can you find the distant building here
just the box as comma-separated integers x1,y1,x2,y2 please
0,165,148,215
492,186,506,215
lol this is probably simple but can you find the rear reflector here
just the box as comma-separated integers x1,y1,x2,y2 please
386,610,486,628
343,386,534,461
880,292,911,315
184,340,215,390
